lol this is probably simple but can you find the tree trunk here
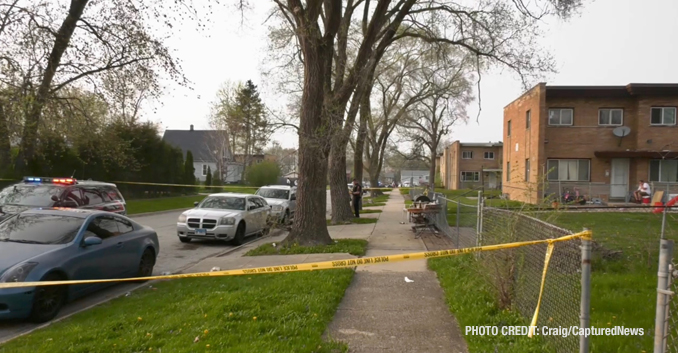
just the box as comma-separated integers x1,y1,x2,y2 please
353,91,369,182
0,102,11,175
283,38,333,246
329,138,355,223
429,146,437,194
15,0,89,173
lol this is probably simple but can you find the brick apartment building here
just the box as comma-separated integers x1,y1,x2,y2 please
503,83,678,204
440,141,504,190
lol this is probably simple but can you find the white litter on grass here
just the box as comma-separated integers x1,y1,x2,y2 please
193,336,200,343
272,242,276,247
125,292,131,297
404,277,414,283
211,267,221,272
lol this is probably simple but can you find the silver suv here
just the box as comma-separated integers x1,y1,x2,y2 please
176,193,270,245
255,185,296,224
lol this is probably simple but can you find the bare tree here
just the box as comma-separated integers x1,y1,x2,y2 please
242,0,585,245
0,0,212,173
397,52,474,192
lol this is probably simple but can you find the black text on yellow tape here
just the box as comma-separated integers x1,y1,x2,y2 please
0,231,591,290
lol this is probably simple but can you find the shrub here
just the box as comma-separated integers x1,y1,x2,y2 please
246,161,280,187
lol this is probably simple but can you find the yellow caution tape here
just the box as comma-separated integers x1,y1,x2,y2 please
529,242,555,338
0,231,591,290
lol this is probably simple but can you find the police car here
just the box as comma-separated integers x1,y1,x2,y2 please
0,177,127,221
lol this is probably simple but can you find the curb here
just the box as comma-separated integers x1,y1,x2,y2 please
0,228,288,345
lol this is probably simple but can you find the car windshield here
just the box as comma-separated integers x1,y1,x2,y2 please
0,184,62,207
256,188,289,200
198,196,246,210
0,213,84,244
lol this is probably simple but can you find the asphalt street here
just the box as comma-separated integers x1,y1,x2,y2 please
0,209,239,344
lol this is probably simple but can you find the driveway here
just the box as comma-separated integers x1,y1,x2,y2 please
0,210,239,343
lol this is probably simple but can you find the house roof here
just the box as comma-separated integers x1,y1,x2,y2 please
546,83,678,99
459,142,503,147
162,129,230,162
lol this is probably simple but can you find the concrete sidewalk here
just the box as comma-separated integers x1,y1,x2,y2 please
326,190,468,353
183,190,467,352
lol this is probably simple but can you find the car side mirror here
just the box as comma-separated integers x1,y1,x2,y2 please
248,206,255,211
290,195,296,200
83,236,102,247
194,201,199,206
51,195,59,202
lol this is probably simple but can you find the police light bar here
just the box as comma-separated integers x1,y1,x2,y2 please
23,177,77,185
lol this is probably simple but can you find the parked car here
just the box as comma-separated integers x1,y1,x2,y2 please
0,208,159,323
255,185,296,224
0,176,127,223
176,193,270,245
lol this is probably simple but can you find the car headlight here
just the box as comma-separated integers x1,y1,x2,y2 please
219,217,236,225
272,205,283,211
178,214,187,223
0,262,38,283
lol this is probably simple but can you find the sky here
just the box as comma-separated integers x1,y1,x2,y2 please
147,0,678,150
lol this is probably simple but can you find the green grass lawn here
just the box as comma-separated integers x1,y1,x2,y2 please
327,218,377,226
0,271,354,353
430,255,551,352
126,195,206,215
246,239,368,257
360,209,382,214
126,188,257,215
432,210,677,352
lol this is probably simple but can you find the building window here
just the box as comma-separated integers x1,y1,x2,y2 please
548,108,574,126
202,164,208,176
507,120,511,136
461,171,480,182
525,159,530,182
546,159,590,181
506,162,510,181
462,151,473,159
526,110,531,129
650,160,678,182
651,107,677,126
484,152,495,160
599,109,624,126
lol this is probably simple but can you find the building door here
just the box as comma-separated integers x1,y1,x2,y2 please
488,173,497,189
610,158,630,199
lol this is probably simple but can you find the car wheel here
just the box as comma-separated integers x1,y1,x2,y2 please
29,273,67,323
233,222,246,245
281,210,289,225
179,237,191,243
138,249,156,277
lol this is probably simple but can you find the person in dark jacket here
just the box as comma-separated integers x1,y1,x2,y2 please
351,179,363,218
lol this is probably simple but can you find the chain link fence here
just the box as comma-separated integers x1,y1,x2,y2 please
415,190,584,352
663,262,678,352
480,207,582,353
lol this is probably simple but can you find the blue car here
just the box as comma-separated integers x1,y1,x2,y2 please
0,208,159,323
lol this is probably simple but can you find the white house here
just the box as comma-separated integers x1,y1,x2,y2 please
162,125,243,183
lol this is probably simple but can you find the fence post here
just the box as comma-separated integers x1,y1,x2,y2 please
456,199,461,247
654,239,674,353
580,228,592,353
478,191,483,246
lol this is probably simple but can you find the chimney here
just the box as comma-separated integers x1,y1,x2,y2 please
190,124,194,131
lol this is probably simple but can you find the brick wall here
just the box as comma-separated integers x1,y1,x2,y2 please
503,83,545,203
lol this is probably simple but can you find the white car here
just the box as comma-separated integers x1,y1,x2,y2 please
176,193,270,245
255,185,296,224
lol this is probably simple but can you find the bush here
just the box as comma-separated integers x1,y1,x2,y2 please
205,166,212,186
246,161,280,187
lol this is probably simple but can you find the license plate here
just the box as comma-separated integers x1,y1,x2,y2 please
195,229,207,235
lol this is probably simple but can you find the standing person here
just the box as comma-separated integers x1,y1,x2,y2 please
633,180,651,203
351,178,363,218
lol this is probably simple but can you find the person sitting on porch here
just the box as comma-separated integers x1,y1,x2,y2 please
633,180,651,203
